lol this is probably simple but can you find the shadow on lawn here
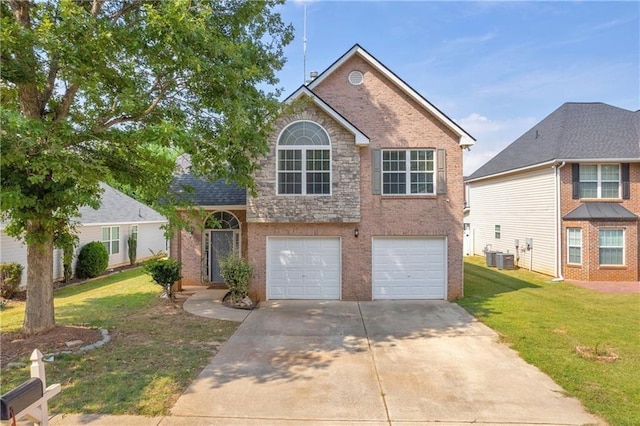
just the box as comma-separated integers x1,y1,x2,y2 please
459,262,541,317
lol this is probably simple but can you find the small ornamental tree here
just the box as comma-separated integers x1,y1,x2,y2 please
127,234,137,266
144,252,182,301
218,254,253,303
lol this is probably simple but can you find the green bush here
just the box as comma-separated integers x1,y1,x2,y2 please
76,241,109,279
218,254,253,303
0,262,24,299
144,252,182,300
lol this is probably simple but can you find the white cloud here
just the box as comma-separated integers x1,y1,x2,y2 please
458,113,538,175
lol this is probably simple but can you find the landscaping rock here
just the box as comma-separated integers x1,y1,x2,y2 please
66,340,84,347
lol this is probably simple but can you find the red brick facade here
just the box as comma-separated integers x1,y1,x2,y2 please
561,164,640,281
173,47,468,300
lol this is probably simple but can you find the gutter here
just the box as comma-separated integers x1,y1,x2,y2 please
553,161,566,282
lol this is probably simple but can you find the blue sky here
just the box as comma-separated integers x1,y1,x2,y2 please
273,1,639,175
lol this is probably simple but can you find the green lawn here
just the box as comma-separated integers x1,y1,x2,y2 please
459,256,640,426
0,269,239,415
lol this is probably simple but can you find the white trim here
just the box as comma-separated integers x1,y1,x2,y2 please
598,228,626,267
381,148,436,195
286,86,369,146
308,45,474,147
82,220,167,226
466,160,557,183
177,205,246,211
566,227,582,266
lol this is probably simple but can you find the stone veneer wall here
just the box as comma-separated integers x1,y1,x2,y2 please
247,104,361,223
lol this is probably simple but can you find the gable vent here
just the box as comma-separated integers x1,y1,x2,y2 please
348,70,364,86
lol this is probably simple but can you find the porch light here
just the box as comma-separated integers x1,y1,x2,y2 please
354,228,359,238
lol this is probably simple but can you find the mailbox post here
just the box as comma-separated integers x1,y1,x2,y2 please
0,349,61,426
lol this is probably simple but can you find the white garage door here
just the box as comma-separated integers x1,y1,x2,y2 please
267,237,341,300
372,237,446,300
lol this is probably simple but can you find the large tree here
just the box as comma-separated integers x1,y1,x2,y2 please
1,0,292,334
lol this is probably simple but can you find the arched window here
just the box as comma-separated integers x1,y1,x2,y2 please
277,121,331,195
205,211,239,229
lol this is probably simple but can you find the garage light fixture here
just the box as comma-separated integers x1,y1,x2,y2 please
354,228,359,238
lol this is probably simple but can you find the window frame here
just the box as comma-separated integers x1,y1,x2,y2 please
381,149,435,195
579,164,621,199
598,228,625,266
102,226,120,255
494,225,501,240
276,121,332,196
567,228,582,265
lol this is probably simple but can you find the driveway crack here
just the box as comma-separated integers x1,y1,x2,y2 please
357,301,392,426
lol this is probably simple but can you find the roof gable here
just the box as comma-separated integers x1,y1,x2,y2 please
284,86,370,146
307,44,475,148
468,103,640,181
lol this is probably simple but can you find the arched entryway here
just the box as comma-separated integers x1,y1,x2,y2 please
203,211,241,282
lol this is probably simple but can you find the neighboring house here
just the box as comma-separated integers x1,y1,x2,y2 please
1,183,168,285
465,102,639,282
171,44,475,301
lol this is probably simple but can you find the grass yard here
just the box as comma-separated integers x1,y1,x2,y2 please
459,256,640,426
0,269,239,416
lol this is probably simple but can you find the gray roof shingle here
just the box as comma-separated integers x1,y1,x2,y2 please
468,103,640,180
171,174,246,206
79,183,167,224
563,202,638,221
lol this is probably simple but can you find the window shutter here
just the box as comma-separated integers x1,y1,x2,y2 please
372,149,381,195
436,149,446,195
622,163,630,199
572,163,580,199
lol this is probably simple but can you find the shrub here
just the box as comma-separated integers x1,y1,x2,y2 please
127,234,137,266
76,241,109,279
144,252,182,300
218,254,253,303
0,262,24,299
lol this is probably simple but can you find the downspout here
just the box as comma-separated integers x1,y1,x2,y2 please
553,162,566,281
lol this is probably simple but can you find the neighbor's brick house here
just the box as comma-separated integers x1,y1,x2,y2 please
465,102,639,283
172,44,475,301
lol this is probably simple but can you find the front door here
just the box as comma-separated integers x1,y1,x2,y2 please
210,231,234,282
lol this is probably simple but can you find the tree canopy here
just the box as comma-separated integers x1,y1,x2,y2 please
0,0,293,334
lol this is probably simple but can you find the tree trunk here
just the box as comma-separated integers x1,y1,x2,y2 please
23,228,55,335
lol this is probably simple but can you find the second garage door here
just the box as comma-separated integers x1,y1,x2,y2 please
372,237,446,300
267,237,341,300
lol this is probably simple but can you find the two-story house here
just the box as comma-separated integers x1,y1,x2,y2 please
465,102,639,282
171,44,475,300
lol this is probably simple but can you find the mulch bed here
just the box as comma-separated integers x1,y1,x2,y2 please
1,326,103,368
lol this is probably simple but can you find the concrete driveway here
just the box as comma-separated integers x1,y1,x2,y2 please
169,301,601,425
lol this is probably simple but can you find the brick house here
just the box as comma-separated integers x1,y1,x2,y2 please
465,102,639,282
171,44,475,300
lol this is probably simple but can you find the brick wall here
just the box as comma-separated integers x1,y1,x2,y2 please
561,163,640,281
172,209,247,287
248,54,464,300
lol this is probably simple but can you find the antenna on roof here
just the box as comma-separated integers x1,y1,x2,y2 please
303,3,307,85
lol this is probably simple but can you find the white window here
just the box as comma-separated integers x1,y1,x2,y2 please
494,225,501,239
599,229,624,266
382,149,435,195
567,228,582,265
130,225,138,241
102,226,120,255
579,164,620,199
277,121,331,195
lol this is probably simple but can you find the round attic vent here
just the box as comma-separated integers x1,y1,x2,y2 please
348,70,364,86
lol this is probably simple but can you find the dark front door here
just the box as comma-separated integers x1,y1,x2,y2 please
211,231,234,282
